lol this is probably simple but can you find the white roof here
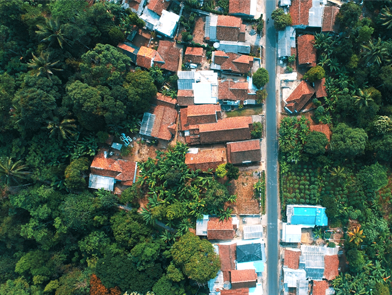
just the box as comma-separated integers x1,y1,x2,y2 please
195,70,218,85
88,174,115,191
192,83,217,104
249,0,257,16
283,267,307,288
308,0,325,27
282,223,302,243
155,10,180,38
243,224,263,240
196,215,209,236
140,6,160,30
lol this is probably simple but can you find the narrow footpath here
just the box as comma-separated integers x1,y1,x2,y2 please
264,0,279,293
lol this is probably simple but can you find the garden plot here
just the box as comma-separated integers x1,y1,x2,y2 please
228,171,261,215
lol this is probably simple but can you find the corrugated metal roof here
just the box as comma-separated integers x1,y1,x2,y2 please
88,174,115,191
139,112,155,136
140,6,160,30
209,14,217,40
196,216,209,236
178,71,196,79
278,26,295,58
280,0,291,6
243,225,263,240
178,79,194,90
219,41,251,54
282,223,302,243
308,0,325,27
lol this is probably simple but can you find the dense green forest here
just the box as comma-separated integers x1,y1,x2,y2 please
279,1,392,294
0,1,229,294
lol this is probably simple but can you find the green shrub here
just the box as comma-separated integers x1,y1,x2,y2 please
256,89,267,103
108,26,125,45
96,131,109,143
253,68,269,88
328,242,336,248
251,122,263,138
216,163,227,178
271,9,292,30
303,65,325,83
226,163,239,180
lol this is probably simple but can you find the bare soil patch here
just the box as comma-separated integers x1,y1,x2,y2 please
193,17,206,44
228,171,260,214
122,139,160,163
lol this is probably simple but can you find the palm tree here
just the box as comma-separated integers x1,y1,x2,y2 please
45,117,77,140
36,18,69,49
27,52,63,79
348,224,365,246
381,7,392,29
330,166,346,178
0,157,29,186
353,89,374,109
361,38,390,66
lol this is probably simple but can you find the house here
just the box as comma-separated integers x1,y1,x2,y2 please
312,280,330,295
120,40,180,71
120,0,145,15
314,78,327,98
229,0,257,18
184,47,204,64
285,80,315,113
282,223,303,243
155,10,180,38
177,71,218,105
243,224,263,240
185,116,253,145
147,0,170,16
139,105,177,141
180,105,222,129
153,93,177,109
310,124,331,142
289,0,325,28
286,205,328,227
300,245,335,280
227,139,261,165
230,270,257,289
89,149,138,191
322,6,339,32
284,249,301,269
205,15,246,42
278,26,296,58
207,217,237,240
283,267,308,295
218,79,256,105
236,242,264,272
218,41,251,54
185,147,227,172
211,51,254,74
155,40,181,72
297,34,317,67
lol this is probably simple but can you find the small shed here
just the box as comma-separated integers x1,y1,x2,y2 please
88,174,115,191
227,139,261,164
282,223,302,243
243,224,263,240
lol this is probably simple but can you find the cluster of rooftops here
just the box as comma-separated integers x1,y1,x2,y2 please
196,215,264,295
277,0,340,114
281,205,340,295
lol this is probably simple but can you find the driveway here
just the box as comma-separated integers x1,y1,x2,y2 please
264,0,279,293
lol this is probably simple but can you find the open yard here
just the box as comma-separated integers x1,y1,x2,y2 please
226,106,263,117
227,171,261,214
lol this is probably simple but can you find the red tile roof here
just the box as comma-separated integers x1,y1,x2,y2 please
215,53,253,74
118,43,136,53
230,269,257,283
180,107,189,131
284,249,301,269
147,0,170,15
314,78,327,98
177,90,194,106
215,50,229,57
290,0,312,26
91,149,137,185
217,15,242,27
313,280,329,295
187,104,221,117
185,47,204,56
155,93,177,107
136,46,158,69
198,116,253,133
185,148,227,171
322,6,339,32
178,90,194,97
324,255,339,281
150,105,177,141
218,244,237,271
233,54,254,64
227,139,261,164
221,289,249,295
227,139,260,152
310,124,331,141
207,217,235,240
286,80,315,112
229,0,251,15
219,80,254,101
155,40,180,72
297,35,316,67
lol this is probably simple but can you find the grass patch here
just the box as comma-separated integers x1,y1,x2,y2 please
226,106,263,117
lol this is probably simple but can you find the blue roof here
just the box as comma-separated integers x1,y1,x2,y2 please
291,207,328,226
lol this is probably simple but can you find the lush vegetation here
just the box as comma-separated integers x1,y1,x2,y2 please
279,1,392,292
271,8,292,30
0,1,225,294
252,68,269,88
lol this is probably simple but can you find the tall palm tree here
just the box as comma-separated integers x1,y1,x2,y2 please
0,158,29,186
27,52,63,79
45,117,77,140
361,38,390,66
36,18,69,49
353,89,373,109
381,7,392,29
348,225,365,246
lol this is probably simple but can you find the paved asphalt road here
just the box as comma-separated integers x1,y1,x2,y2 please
264,0,279,294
